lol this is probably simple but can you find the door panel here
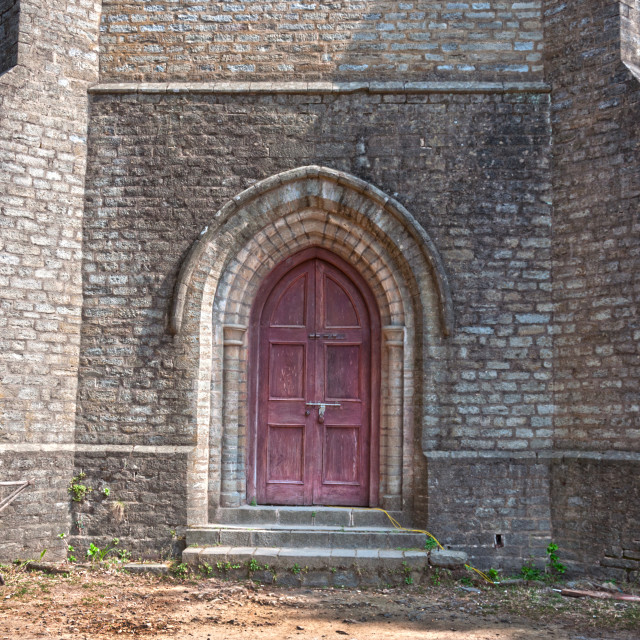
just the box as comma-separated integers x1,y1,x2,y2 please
255,255,373,506
322,425,360,484
270,274,307,327
269,343,305,399
267,425,305,483
324,276,360,327
325,344,360,400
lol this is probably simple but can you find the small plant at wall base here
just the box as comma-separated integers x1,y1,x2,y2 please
57,534,77,563
68,473,92,502
248,558,260,572
520,559,542,581
172,562,189,579
546,542,566,578
424,536,438,551
86,538,126,564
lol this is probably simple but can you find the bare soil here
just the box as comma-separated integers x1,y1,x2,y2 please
1,565,638,640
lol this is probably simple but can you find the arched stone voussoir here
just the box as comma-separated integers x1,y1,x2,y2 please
170,166,454,337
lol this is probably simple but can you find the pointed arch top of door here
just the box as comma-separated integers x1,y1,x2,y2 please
170,165,454,338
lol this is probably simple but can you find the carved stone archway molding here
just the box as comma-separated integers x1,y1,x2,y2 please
170,166,453,525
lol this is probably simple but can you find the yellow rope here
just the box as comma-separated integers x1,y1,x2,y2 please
332,506,497,585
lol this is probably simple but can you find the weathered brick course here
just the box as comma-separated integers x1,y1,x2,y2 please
550,458,640,581
70,450,188,558
99,1,544,82
427,455,551,571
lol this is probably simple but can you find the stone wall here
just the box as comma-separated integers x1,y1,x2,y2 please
546,0,640,453
79,86,552,562
0,0,100,560
545,0,640,574
0,0,20,75
70,448,188,558
99,0,544,82
550,458,640,581
427,456,551,571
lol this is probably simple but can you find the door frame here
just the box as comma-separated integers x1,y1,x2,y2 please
247,246,381,507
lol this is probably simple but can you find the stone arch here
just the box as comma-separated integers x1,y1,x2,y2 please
170,166,453,524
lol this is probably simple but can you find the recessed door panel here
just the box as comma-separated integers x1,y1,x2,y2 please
271,274,307,327
267,425,305,483
326,344,361,400
269,343,305,399
254,251,377,506
323,425,360,484
324,276,360,327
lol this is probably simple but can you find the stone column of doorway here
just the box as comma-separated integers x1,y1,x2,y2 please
381,326,405,511
220,324,247,507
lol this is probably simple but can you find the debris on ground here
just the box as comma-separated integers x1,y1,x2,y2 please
0,564,637,639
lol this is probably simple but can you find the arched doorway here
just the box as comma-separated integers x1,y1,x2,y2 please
169,166,453,523
248,248,381,506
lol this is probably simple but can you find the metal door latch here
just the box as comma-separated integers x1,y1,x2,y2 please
305,401,341,423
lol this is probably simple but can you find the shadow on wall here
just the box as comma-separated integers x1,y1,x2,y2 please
99,0,543,82
621,0,640,80
0,0,19,75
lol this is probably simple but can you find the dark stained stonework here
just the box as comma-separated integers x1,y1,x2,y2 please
80,90,552,451
0,0,638,577
0,0,19,75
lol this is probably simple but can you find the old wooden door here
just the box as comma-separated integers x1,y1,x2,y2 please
252,250,378,506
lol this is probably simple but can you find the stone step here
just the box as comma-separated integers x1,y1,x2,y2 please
186,524,428,550
182,546,468,588
210,506,404,528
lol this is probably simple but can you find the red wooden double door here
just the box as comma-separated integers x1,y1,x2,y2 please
250,249,379,506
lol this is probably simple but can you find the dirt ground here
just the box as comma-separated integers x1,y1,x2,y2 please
1,564,639,640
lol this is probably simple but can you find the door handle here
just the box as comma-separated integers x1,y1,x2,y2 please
305,402,341,423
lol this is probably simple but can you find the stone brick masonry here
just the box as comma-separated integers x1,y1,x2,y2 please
99,1,544,82
0,0,638,579
0,0,100,559
544,0,640,577
80,89,552,453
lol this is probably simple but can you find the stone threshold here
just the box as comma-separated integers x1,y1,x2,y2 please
88,80,550,96
182,546,467,587
209,505,403,528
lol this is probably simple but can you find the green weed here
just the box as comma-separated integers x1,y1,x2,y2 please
68,473,92,503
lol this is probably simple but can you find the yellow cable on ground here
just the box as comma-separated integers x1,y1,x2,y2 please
331,506,497,585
